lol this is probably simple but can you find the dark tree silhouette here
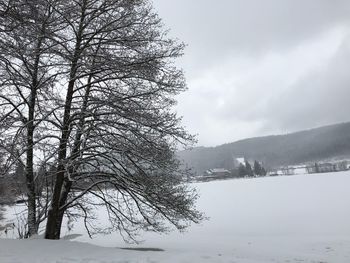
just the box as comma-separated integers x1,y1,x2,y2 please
245,161,254,177
238,163,247,177
0,0,203,241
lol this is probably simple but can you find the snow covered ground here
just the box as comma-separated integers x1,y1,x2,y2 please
1,171,350,262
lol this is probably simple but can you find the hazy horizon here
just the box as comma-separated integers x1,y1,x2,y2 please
192,120,350,148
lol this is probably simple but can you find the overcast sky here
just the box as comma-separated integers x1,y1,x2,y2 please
153,0,350,147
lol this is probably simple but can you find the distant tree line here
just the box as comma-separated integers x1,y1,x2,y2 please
237,160,267,177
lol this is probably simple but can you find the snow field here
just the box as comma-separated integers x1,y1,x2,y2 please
1,171,350,262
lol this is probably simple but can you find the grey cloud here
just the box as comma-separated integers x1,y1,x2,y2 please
260,37,350,133
154,0,350,69
152,0,350,146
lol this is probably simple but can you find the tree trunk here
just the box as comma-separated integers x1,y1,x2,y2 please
45,205,66,239
45,180,72,239
44,72,77,239
25,36,43,237
44,2,86,240
25,110,36,237
45,206,60,239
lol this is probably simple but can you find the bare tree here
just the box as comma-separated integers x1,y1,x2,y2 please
1,0,203,241
44,0,203,240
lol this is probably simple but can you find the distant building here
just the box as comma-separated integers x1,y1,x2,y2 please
204,168,231,177
267,169,283,176
318,163,335,173
294,167,308,175
281,167,295,175
306,165,317,174
307,162,336,174
281,165,308,175
333,160,349,171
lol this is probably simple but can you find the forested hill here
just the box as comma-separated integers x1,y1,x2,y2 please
178,122,350,174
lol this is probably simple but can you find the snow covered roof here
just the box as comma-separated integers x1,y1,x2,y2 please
235,157,245,165
205,168,230,174
210,168,230,173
